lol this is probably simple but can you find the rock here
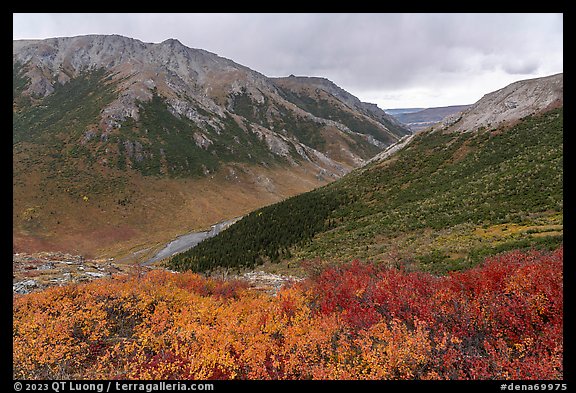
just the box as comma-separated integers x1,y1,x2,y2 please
240,270,303,295
13,251,157,294
13,280,39,295
85,271,107,278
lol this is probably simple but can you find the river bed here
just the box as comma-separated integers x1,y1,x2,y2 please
142,217,241,265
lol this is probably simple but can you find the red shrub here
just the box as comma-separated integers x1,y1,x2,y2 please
13,247,563,380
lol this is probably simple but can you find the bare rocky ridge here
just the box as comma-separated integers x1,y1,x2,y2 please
14,35,276,135
272,75,410,145
443,73,563,133
366,73,563,168
13,35,408,173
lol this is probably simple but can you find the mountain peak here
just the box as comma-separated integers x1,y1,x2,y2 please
13,34,409,160
161,38,184,47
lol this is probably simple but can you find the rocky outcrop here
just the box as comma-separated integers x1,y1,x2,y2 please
239,271,303,295
272,75,410,144
12,251,302,296
13,252,154,295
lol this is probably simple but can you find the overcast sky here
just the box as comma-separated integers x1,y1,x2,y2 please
13,13,563,109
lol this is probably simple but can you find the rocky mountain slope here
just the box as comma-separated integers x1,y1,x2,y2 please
13,35,407,172
168,74,563,275
272,76,410,144
13,34,409,258
443,73,563,132
385,72,562,135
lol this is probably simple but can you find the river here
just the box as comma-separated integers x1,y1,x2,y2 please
142,217,241,265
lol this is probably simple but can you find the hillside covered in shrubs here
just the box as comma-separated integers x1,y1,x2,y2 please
14,247,563,380
168,108,563,274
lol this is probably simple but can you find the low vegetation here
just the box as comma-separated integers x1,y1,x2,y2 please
13,247,563,379
275,83,409,144
167,108,563,273
13,67,117,146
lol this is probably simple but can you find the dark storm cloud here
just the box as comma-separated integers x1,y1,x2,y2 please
13,13,562,108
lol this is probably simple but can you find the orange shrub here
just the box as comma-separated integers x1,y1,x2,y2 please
13,247,563,380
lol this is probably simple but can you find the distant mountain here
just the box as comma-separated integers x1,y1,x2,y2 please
386,74,563,134
390,105,472,131
384,108,425,115
168,74,563,274
13,34,410,257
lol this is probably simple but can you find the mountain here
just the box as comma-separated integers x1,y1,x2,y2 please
272,76,410,146
384,108,425,115
13,34,410,257
390,105,472,131
386,73,563,134
443,73,563,132
167,73,563,274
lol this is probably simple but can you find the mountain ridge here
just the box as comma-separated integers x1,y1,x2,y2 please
167,73,563,274
13,34,410,258
443,73,563,132
14,34,409,172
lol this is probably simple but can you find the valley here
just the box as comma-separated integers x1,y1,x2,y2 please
387,104,472,131
12,32,563,381
13,159,333,259
168,106,563,275
12,35,409,259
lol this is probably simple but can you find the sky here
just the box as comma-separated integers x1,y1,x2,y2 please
13,13,563,109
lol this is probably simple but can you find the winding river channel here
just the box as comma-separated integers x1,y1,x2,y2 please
142,217,241,265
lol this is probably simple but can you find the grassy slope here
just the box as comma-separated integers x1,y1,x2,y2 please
305,108,563,273
13,161,333,259
167,108,563,274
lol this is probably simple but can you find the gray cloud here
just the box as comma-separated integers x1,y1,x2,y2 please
502,59,541,75
13,13,563,108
